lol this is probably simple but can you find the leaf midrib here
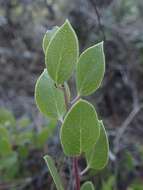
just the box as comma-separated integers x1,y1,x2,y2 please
78,59,100,94
55,47,63,84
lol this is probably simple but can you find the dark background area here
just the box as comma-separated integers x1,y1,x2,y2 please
0,0,143,189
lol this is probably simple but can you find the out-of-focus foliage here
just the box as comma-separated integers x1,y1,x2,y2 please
0,107,56,181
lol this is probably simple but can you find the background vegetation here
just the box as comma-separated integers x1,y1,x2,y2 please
0,0,143,189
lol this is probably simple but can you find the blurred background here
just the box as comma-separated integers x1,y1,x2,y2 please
0,0,143,189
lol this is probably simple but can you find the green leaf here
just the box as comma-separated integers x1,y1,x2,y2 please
86,121,109,170
37,127,50,147
42,26,59,54
0,152,18,170
0,126,9,139
102,176,115,190
17,117,31,128
0,138,12,156
17,131,34,145
0,152,18,180
45,20,79,85
60,99,100,156
0,108,16,127
81,181,95,190
18,145,29,158
129,179,143,190
76,42,105,96
44,155,64,190
35,69,66,120
37,120,56,147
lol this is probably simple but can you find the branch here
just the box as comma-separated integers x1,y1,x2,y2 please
114,104,143,153
73,157,80,190
60,85,81,189
59,84,69,111
89,0,106,41
71,95,80,105
80,166,89,176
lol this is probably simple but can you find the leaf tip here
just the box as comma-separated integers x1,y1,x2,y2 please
65,18,70,25
43,155,48,161
95,41,105,54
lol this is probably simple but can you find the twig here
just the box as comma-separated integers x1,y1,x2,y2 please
67,158,73,190
60,85,81,190
73,157,80,190
89,0,106,41
71,95,80,105
60,84,69,111
114,104,143,153
109,150,116,161
80,166,89,176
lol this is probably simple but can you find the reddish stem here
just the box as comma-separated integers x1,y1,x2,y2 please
73,157,80,190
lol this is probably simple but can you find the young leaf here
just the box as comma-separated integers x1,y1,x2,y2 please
76,42,105,96
45,20,79,85
35,69,66,120
42,26,59,54
60,99,100,156
44,155,64,190
86,121,109,170
81,181,95,190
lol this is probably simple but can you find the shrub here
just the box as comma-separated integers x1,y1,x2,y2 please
35,20,109,190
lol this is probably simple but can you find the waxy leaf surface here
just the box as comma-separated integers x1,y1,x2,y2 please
86,121,109,170
60,99,100,156
77,42,105,96
45,20,79,84
42,26,59,54
81,181,95,190
44,155,64,190
35,69,65,120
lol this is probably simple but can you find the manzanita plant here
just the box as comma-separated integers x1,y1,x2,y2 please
35,20,109,190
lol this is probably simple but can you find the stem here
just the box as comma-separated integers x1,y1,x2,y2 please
80,166,89,176
71,95,80,105
60,84,69,111
60,84,81,189
73,157,80,190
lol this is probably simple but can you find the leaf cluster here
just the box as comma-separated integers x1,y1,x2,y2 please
35,20,109,189
0,108,56,180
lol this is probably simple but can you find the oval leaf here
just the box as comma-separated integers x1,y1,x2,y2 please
76,42,105,96
35,69,66,120
81,181,95,190
44,155,64,190
45,20,79,85
60,99,100,156
42,26,59,54
86,121,109,170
